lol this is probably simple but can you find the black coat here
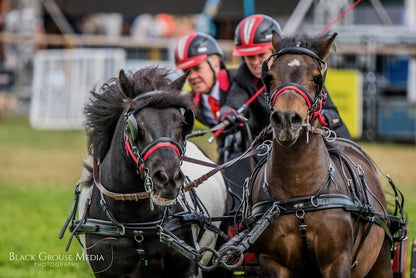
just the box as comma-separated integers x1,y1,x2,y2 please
220,62,269,139
190,68,236,128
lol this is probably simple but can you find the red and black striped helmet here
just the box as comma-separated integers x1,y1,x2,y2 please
175,32,223,70
233,14,282,57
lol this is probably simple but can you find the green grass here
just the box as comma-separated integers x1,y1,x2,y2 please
0,186,93,278
0,116,415,277
0,116,92,277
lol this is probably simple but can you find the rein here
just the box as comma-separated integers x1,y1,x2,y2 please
94,127,268,202
93,144,261,202
183,125,272,192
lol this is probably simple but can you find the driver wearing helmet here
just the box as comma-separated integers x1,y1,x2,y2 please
175,32,236,128
218,14,351,211
221,14,351,140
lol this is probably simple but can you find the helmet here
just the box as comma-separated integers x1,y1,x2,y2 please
233,14,282,57
175,32,223,70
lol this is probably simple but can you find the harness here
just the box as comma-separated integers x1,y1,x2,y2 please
60,124,407,272
232,137,406,266
59,89,205,268
210,135,407,272
59,178,228,270
60,71,407,273
207,46,409,270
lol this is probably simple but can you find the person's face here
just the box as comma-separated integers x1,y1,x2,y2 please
187,60,216,94
243,49,274,79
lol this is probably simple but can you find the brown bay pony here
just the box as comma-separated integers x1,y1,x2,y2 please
245,31,405,277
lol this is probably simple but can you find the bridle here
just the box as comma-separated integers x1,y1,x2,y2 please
262,46,329,126
94,90,193,202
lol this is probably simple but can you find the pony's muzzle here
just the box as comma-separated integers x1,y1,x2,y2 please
152,168,184,197
270,110,304,145
271,110,303,130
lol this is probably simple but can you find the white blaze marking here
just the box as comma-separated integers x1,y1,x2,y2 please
288,59,301,67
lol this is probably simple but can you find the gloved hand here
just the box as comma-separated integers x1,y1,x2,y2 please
209,109,246,143
220,109,242,126
322,109,341,129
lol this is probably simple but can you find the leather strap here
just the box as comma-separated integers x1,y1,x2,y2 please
93,158,150,201
183,148,260,192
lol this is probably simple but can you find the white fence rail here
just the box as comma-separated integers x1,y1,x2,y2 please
30,48,126,129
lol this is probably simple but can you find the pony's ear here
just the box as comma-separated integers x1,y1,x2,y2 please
271,30,282,53
170,72,189,91
118,70,135,97
317,32,337,60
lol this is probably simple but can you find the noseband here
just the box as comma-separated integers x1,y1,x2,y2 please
262,46,328,126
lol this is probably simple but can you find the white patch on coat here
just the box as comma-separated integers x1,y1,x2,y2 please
288,59,301,67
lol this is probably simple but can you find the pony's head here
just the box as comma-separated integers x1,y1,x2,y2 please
84,66,195,206
262,31,337,146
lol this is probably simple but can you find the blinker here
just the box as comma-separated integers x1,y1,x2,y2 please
127,112,138,141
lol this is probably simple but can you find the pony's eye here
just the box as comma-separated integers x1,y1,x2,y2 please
312,75,322,85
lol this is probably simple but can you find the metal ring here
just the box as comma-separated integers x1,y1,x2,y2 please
119,224,126,236
322,127,337,142
144,175,153,193
256,140,272,157
296,209,305,218
311,196,319,208
197,247,219,272
134,233,144,243
218,246,244,270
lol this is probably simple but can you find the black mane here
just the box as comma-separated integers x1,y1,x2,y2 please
83,66,193,161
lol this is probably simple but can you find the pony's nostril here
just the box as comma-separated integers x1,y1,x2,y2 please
154,170,169,186
271,111,303,130
289,113,303,128
270,111,284,129
174,170,184,184
173,170,185,188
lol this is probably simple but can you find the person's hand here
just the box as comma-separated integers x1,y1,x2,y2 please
221,109,241,126
322,109,341,129
209,109,247,143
